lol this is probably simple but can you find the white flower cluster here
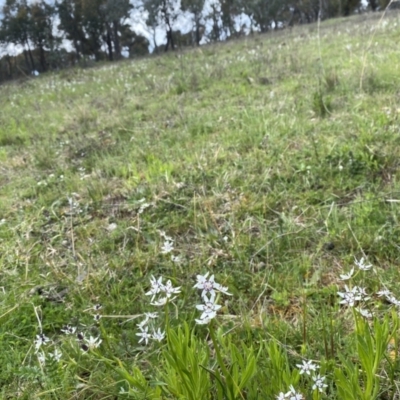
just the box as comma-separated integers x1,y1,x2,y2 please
34,333,63,366
194,272,231,325
276,385,304,400
337,257,373,318
159,231,175,254
34,333,51,352
136,311,166,345
158,231,181,263
276,361,327,399
137,275,180,345
377,289,400,307
37,348,62,366
339,257,372,281
60,325,102,352
145,275,181,306
297,361,327,392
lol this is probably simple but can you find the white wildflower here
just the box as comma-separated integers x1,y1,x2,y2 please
356,308,373,319
195,315,214,325
159,230,173,241
196,292,222,321
84,336,102,350
377,289,391,298
337,285,361,307
285,385,303,400
355,257,372,271
339,267,354,281
136,326,151,345
145,276,164,301
161,240,174,254
296,359,318,375
312,374,328,393
194,272,231,300
152,328,165,342
162,279,181,298
355,286,370,302
48,348,62,362
137,312,158,329
61,325,76,335
37,351,46,366
388,295,400,307
171,255,182,263
34,333,50,351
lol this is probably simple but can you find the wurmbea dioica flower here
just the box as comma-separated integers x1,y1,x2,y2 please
194,273,231,325
377,289,391,298
145,276,164,301
355,257,372,271
48,348,62,362
161,240,174,254
136,326,151,345
137,312,159,330
285,385,303,400
312,374,328,393
196,292,222,322
376,289,400,307
296,359,319,375
194,272,232,300
152,328,166,342
137,276,180,344
163,279,181,299
337,285,362,307
356,286,370,302
148,278,181,306
340,256,372,282
34,333,50,351
83,335,102,351
339,267,354,281
61,325,76,335
356,307,373,319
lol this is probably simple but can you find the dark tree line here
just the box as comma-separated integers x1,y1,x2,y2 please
0,0,393,82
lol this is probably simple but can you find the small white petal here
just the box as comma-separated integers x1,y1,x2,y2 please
340,267,354,280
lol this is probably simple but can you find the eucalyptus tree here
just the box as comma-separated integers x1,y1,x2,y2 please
144,0,181,51
244,0,284,32
29,1,58,71
219,0,248,37
0,0,35,71
58,0,134,62
100,0,133,60
57,0,86,61
181,0,205,45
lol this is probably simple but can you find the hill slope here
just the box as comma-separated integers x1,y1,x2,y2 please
1,11,400,399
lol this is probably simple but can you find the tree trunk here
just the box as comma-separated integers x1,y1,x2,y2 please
165,28,175,51
27,42,36,71
23,50,31,71
368,0,378,10
39,43,47,71
193,15,201,46
6,55,13,78
112,20,121,60
105,26,113,61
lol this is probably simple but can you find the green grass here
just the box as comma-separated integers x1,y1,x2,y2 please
1,11,400,399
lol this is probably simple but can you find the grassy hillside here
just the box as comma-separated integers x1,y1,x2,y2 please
1,11,400,399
